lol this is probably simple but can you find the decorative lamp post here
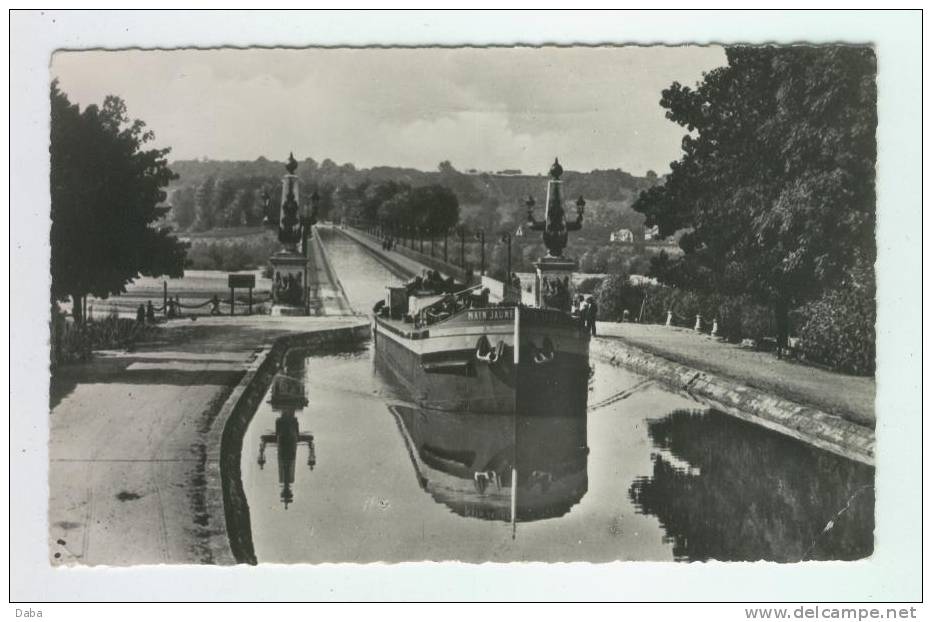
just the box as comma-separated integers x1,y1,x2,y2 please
524,158,585,311
475,229,486,276
500,232,512,282
458,226,466,267
278,153,302,252
267,152,314,315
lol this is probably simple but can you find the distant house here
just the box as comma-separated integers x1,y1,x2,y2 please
496,169,523,176
628,274,659,287
610,228,634,243
644,224,661,241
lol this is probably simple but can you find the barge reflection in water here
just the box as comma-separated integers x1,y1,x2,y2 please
389,405,589,528
238,345,873,563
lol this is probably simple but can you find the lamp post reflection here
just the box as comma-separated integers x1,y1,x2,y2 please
257,352,316,509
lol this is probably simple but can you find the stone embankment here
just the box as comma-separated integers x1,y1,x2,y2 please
207,323,371,565
591,334,875,466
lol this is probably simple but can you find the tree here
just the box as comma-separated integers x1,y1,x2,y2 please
437,160,457,175
193,176,216,231
408,184,459,232
50,81,188,322
170,185,197,230
362,180,409,223
633,47,876,347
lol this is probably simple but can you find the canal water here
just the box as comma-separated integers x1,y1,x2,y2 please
238,231,874,563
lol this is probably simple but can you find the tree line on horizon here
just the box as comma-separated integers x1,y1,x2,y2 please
164,156,661,238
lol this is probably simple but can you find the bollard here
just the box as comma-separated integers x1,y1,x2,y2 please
666,310,673,327
694,314,702,331
711,318,719,338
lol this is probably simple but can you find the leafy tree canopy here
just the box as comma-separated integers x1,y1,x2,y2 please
634,46,877,329
50,81,188,320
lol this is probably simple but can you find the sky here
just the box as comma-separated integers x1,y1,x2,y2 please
51,46,726,176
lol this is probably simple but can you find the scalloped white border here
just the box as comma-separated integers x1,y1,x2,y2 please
8,9,922,603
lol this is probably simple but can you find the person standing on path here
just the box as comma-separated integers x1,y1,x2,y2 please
578,296,590,330
586,296,598,336
146,300,156,324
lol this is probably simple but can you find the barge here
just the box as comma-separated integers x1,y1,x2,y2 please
372,158,591,417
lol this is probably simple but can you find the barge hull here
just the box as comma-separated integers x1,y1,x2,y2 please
374,306,589,415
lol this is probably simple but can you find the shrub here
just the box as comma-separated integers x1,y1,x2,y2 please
640,284,677,323
576,277,603,295
615,282,773,341
50,314,160,367
738,304,773,344
184,234,281,272
716,294,755,342
594,275,644,322
797,288,875,375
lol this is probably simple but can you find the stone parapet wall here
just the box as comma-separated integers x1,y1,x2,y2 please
349,227,473,283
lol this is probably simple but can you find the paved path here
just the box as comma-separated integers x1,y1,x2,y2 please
48,313,364,566
334,226,429,278
594,322,875,427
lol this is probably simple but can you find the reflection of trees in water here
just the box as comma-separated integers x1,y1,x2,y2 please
629,410,874,562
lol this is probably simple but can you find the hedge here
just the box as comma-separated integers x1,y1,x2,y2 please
595,276,773,342
593,277,875,375
796,288,875,375
50,313,160,367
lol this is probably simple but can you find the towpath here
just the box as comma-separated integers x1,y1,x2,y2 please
333,225,442,279
594,322,875,427
48,315,365,566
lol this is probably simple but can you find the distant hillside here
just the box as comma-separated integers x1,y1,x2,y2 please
164,157,663,239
